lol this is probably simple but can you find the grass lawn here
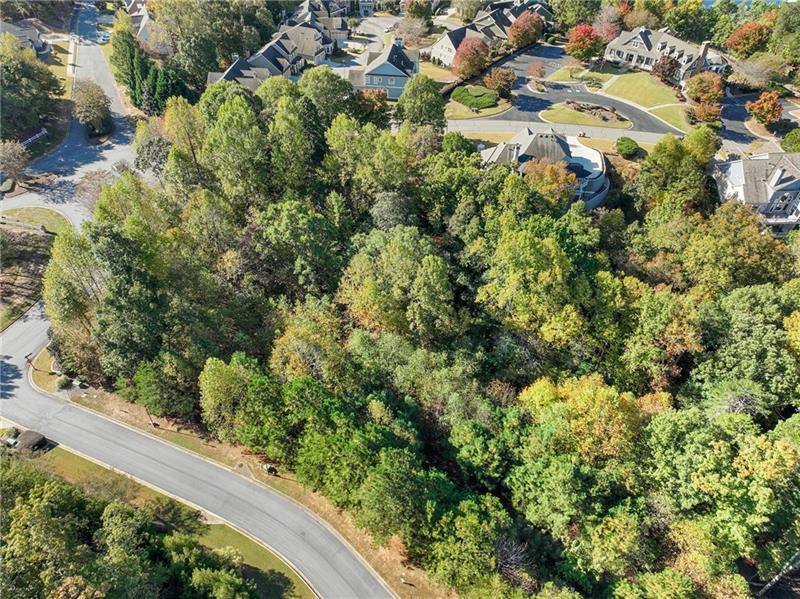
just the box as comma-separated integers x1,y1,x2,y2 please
540,103,632,129
462,131,516,145
47,40,72,100
1,207,70,233
32,347,62,393
651,104,694,132
200,526,315,599
604,71,677,108
546,66,580,81
29,447,314,599
588,63,623,81
446,98,511,119
578,137,656,155
419,60,455,82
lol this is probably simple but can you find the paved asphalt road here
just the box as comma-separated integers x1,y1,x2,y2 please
1,6,394,598
2,2,134,225
489,46,684,135
0,305,393,599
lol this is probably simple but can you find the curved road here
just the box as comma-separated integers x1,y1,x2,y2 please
489,46,684,135
1,5,393,599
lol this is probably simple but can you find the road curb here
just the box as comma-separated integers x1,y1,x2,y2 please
2,411,321,599
24,340,398,599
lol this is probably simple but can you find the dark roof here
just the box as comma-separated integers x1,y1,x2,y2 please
519,129,571,163
17,430,46,450
365,42,418,77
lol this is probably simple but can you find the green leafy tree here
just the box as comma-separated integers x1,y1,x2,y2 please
201,95,269,202
198,353,256,441
550,0,601,29
267,96,315,191
396,75,446,130
297,65,356,128
0,32,62,137
72,80,111,133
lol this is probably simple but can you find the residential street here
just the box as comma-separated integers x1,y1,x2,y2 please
1,5,394,599
0,304,393,599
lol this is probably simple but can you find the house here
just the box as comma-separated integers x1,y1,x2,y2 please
429,0,547,67
124,0,170,56
713,152,800,237
207,34,304,90
471,8,513,44
349,38,419,100
429,25,490,67
604,27,709,85
480,127,610,209
0,20,49,56
279,21,332,64
359,0,376,17
287,0,349,49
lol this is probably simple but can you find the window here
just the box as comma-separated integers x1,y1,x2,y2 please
375,76,383,84
388,77,395,85
772,193,792,212
631,39,640,49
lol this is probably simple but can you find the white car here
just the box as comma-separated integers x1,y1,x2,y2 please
97,31,111,43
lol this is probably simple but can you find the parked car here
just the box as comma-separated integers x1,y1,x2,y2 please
97,31,110,43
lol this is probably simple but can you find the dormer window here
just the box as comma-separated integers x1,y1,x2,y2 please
772,193,793,213
657,41,666,51
631,39,640,49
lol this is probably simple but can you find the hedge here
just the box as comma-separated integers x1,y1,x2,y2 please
616,136,639,158
451,85,499,110
782,128,800,152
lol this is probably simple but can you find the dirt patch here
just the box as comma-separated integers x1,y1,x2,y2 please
68,388,453,599
0,223,54,330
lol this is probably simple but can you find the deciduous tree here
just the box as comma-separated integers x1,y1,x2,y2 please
565,25,605,62
452,37,489,79
508,11,543,49
72,80,111,133
746,91,782,125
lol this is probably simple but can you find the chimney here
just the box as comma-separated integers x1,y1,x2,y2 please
699,40,710,62
393,37,403,48
231,52,239,62
768,167,785,189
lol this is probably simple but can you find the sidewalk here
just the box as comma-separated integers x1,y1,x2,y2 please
447,119,672,144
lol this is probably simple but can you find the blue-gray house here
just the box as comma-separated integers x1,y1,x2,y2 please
348,39,419,100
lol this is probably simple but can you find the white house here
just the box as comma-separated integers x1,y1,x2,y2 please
713,152,800,237
604,27,710,85
429,25,490,67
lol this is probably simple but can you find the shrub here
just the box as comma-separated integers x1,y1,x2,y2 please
616,136,639,158
57,375,73,390
451,85,498,110
782,128,800,152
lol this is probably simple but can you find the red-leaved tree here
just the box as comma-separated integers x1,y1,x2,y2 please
565,25,605,62
726,21,771,58
685,72,724,105
452,37,489,79
746,91,782,125
508,11,543,49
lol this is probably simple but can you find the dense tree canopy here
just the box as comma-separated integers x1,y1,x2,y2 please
40,45,800,599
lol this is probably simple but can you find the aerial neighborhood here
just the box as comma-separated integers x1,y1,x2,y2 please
2,1,800,599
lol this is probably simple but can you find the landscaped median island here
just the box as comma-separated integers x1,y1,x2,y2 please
8,446,315,599
540,101,632,129
446,84,512,119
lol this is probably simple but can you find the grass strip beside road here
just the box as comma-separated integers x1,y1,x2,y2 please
540,103,632,129
68,389,447,598
445,98,511,119
28,447,316,599
650,104,695,133
1,207,70,233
